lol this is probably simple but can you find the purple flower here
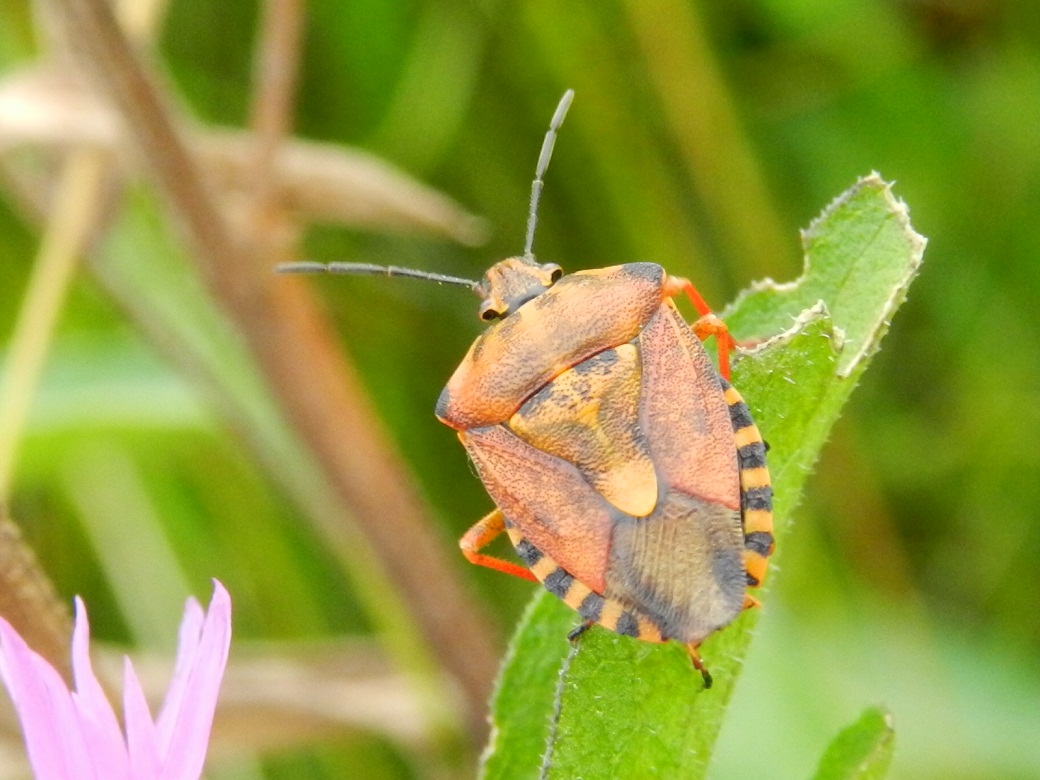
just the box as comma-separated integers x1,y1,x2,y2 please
0,581,231,780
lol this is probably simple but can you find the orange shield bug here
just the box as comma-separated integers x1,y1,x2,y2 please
278,91,774,687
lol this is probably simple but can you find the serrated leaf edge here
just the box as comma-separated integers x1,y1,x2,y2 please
728,172,925,378
737,300,843,360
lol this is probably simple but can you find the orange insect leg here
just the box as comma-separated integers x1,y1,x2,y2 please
685,643,714,689
459,509,538,583
663,275,735,381
743,593,762,610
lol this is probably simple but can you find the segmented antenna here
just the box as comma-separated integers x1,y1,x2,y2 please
523,89,575,259
275,261,478,288
276,91,575,285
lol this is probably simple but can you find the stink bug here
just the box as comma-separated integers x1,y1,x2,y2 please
277,91,774,687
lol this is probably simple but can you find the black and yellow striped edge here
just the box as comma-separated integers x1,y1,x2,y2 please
720,378,775,589
506,526,665,643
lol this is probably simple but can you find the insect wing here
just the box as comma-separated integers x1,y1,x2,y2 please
639,303,742,512
598,303,747,642
459,425,617,593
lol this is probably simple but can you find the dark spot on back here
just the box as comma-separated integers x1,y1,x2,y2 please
616,611,640,637
515,538,543,567
744,531,775,557
619,262,665,285
543,567,574,599
578,591,603,623
573,348,619,375
738,442,767,470
728,402,755,432
742,486,773,512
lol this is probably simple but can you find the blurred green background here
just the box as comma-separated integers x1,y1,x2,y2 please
0,0,1038,778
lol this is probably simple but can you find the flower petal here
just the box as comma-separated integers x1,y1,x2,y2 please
70,597,131,780
154,596,204,751
0,615,93,779
123,655,162,779
156,581,231,779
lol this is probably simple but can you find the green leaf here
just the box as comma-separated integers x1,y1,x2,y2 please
812,707,895,780
481,174,924,779
480,593,573,779
725,171,926,379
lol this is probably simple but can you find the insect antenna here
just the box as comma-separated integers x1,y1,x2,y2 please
277,92,574,286
523,89,575,260
275,261,479,289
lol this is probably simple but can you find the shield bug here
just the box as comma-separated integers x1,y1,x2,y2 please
277,91,774,687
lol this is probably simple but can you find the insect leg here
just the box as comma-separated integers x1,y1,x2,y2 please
459,509,538,582
685,643,714,689
663,274,713,316
662,275,735,380
743,593,762,610
692,314,736,380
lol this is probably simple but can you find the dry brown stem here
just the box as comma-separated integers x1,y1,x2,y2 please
41,0,500,739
